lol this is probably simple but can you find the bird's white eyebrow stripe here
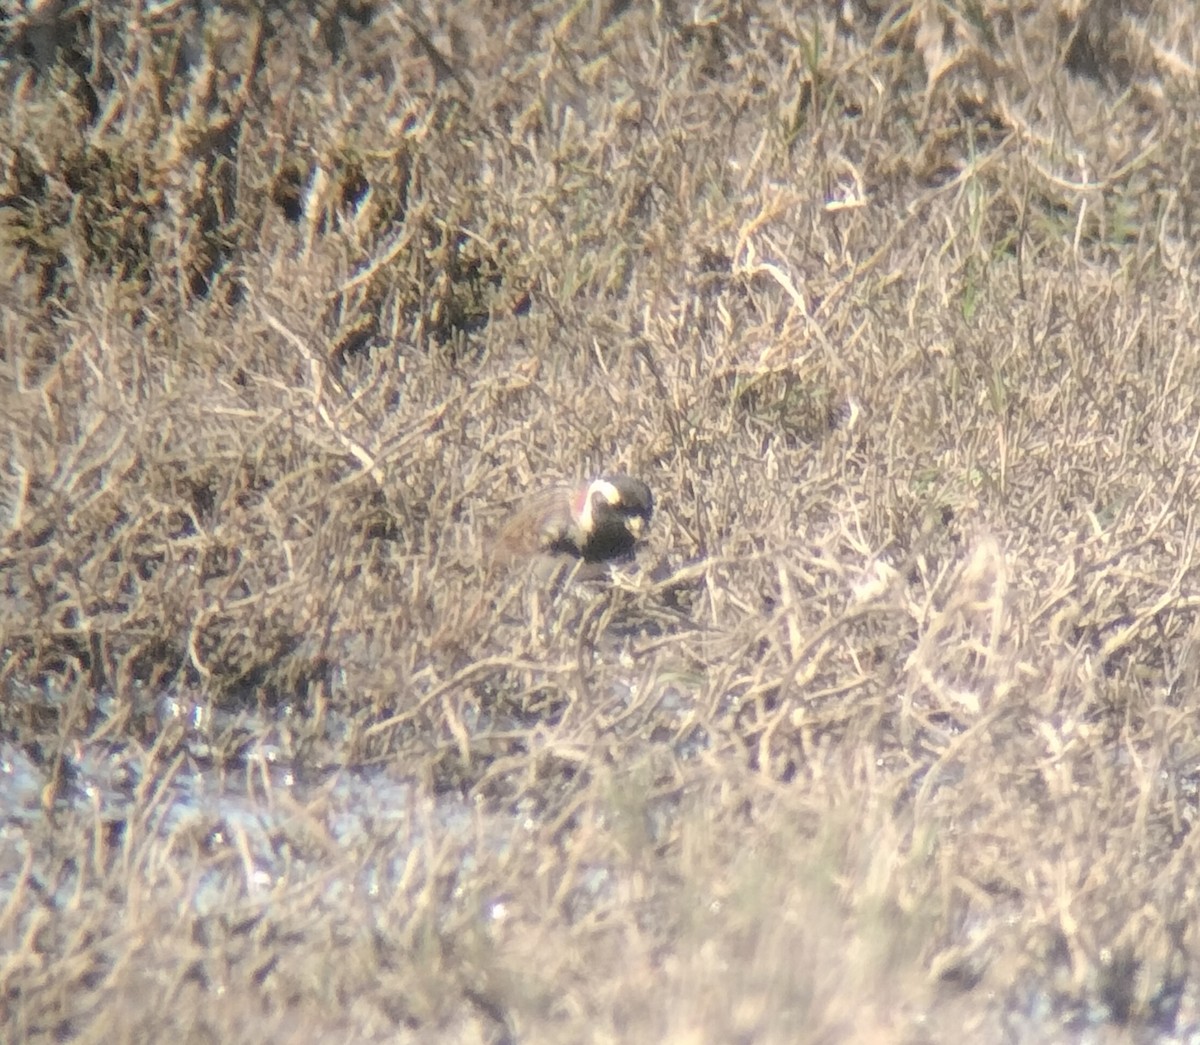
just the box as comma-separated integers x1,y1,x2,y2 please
578,479,620,533
589,480,621,504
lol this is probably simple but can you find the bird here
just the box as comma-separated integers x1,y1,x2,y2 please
492,475,654,572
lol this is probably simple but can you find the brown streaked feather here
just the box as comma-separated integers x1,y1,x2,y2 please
491,484,581,564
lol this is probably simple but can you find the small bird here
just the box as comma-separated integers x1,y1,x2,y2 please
493,475,654,570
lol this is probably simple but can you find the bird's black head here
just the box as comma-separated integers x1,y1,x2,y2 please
578,475,654,562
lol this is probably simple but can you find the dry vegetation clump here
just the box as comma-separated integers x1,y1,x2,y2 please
5,0,1200,1040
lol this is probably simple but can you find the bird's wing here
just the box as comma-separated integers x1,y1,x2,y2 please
494,484,579,560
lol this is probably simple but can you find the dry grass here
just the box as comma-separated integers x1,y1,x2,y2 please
4,0,1200,1040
